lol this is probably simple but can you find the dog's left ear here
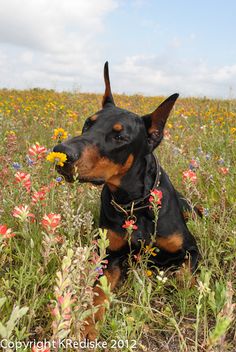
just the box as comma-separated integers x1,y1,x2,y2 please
142,93,179,149
102,61,115,108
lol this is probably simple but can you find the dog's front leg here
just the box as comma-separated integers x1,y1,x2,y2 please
82,255,126,340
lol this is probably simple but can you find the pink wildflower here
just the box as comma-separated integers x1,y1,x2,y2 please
15,171,31,192
54,235,64,244
164,130,171,140
58,296,64,305
0,224,16,239
15,171,30,183
182,170,197,184
91,252,100,264
12,205,35,222
134,253,142,262
219,167,229,175
122,220,138,231
41,213,61,234
32,189,47,204
28,143,47,160
149,189,163,206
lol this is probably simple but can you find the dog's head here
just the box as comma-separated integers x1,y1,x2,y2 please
53,62,178,188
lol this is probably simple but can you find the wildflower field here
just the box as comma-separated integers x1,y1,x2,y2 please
0,89,235,352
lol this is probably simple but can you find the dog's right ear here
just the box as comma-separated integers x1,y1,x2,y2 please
102,61,115,108
142,93,179,150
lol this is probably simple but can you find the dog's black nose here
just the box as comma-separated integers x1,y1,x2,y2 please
53,143,77,162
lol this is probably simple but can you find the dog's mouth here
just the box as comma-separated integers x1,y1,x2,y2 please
56,164,104,185
56,164,74,182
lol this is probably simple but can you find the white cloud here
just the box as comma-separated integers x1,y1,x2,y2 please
212,65,236,82
170,37,182,48
0,0,117,51
0,0,235,98
111,55,236,98
0,0,117,90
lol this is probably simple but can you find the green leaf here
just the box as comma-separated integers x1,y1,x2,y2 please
0,322,7,338
0,297,6,310
6,306,29,338
208,316,232,345
80,307,99,321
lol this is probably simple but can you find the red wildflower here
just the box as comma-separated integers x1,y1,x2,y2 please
15,171,30,183
134,253,142,262
28,143,47,160
164,130,171,140
219,167,229,175
41,213,61,234
91,252,100,264
41,184,52,192
182,170,197,184
12,205,35,222
15,172,31,192
58,295,64,305
54,235,64,244
0,224,16,239
122,220,138,230
32,189,47,204
149,189,163,206
24,179,31,192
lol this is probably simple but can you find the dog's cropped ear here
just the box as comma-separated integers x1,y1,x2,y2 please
142,93,179,149
102,61,115,108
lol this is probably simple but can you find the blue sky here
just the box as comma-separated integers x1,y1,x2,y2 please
0,0,235,98
105,0,235,65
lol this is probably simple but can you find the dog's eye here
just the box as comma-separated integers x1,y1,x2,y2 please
113,133,129,142
113,134,123,141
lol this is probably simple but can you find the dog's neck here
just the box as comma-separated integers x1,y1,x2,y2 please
107,153,158,204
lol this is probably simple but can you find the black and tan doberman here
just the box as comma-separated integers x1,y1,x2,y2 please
53,62,200,339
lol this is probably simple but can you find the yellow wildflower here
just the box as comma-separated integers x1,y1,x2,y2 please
67,110,78,119
52,128,68,141
230,127,236,134
145,245,157,256
146,270,153,277
6,130,16,135
126,316,135,323
46,152,67,167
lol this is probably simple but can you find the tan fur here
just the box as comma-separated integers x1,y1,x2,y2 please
156,233,183,253
113,123,123,132
107,230,128,251
74,146,134,189
90,114,98,121
82,267,121,340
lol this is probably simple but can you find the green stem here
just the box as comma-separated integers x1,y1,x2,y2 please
195,291,203,352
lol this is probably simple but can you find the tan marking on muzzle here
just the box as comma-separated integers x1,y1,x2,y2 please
74,146,134,189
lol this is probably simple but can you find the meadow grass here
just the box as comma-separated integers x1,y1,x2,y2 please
0,89,235,351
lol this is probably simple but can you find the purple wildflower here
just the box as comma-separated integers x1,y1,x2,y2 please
12,162,21,170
